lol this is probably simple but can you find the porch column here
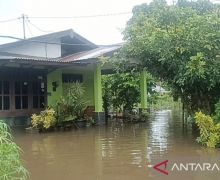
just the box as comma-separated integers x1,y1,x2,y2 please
93,63,105,125
140,68,147,109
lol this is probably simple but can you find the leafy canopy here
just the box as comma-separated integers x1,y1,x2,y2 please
123,0,220,114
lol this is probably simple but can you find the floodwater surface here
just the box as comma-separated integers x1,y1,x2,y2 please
14,110,220,180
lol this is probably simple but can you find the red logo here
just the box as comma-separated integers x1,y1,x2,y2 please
153,160,169,175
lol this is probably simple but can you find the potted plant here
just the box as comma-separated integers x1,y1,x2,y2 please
58,83,88,128
31,107,56,132
55,97,73,130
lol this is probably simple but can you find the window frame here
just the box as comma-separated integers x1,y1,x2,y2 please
14,81,29,110
0,81,10,111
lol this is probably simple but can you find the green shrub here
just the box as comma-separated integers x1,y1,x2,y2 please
31,107,56,129
214,101,220,123
0,121,28,179
58,83,88,120
195,111,220,148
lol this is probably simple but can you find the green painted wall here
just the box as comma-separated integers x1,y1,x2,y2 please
47,69,63,106
47,67,99,109
62,69,94,106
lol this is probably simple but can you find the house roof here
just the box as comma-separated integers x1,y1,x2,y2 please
0,29,123,66
0,51,80,67
0,29,97,50
0,51,56,61
59,45,121,63
0,44,122,66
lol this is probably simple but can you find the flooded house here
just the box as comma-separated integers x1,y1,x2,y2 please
0,29,148,126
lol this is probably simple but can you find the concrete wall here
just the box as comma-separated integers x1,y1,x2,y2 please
2,41,61,58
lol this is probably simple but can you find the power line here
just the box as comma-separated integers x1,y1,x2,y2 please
0,18,19,23
25,19,34,37
28,12,132,19
26,17,53,33
0,35,93,46
0,12,131,23
0,12,132,41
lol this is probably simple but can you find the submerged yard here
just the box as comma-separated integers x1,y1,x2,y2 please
1,1,220,179
14,110,220,180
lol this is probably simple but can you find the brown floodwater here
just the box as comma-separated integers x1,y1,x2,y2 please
14,110,220,180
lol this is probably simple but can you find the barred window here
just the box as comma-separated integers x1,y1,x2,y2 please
15,81,28,109
62,74,83,83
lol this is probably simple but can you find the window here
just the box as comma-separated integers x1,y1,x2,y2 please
32,82,45,108
15,81,28,109
0,81,10,110
62,74,83,83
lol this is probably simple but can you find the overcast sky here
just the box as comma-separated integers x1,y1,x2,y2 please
1,0,219,45
0,0,155,45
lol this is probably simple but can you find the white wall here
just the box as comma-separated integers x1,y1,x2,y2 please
2,41,61,58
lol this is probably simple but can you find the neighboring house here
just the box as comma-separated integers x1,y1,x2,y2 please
0,29,147,126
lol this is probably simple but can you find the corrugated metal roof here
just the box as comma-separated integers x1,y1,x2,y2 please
0,44,122,65
0,29,97,50
0,52,58,62
0,52,78,67
59,45,121,62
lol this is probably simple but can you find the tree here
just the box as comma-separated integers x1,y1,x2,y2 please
177,0,217,14
123,0,220,115
0,121,28,179
102,58,157,115
102,73,140,113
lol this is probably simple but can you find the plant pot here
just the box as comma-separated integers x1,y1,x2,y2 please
75,119,87,128
38,126,55,133
62,120,74,130
25,127,39,134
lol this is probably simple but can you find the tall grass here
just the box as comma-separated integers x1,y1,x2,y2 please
0,121,28,180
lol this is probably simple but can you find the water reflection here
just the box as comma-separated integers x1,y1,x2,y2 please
148,110,170,153
14,110,220,180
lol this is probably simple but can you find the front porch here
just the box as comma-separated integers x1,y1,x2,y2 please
47,62,148,125
0,50,148,126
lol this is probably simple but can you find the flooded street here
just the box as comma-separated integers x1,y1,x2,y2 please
14,110,220,180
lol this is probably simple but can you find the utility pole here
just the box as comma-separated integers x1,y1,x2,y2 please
21,14,26,39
